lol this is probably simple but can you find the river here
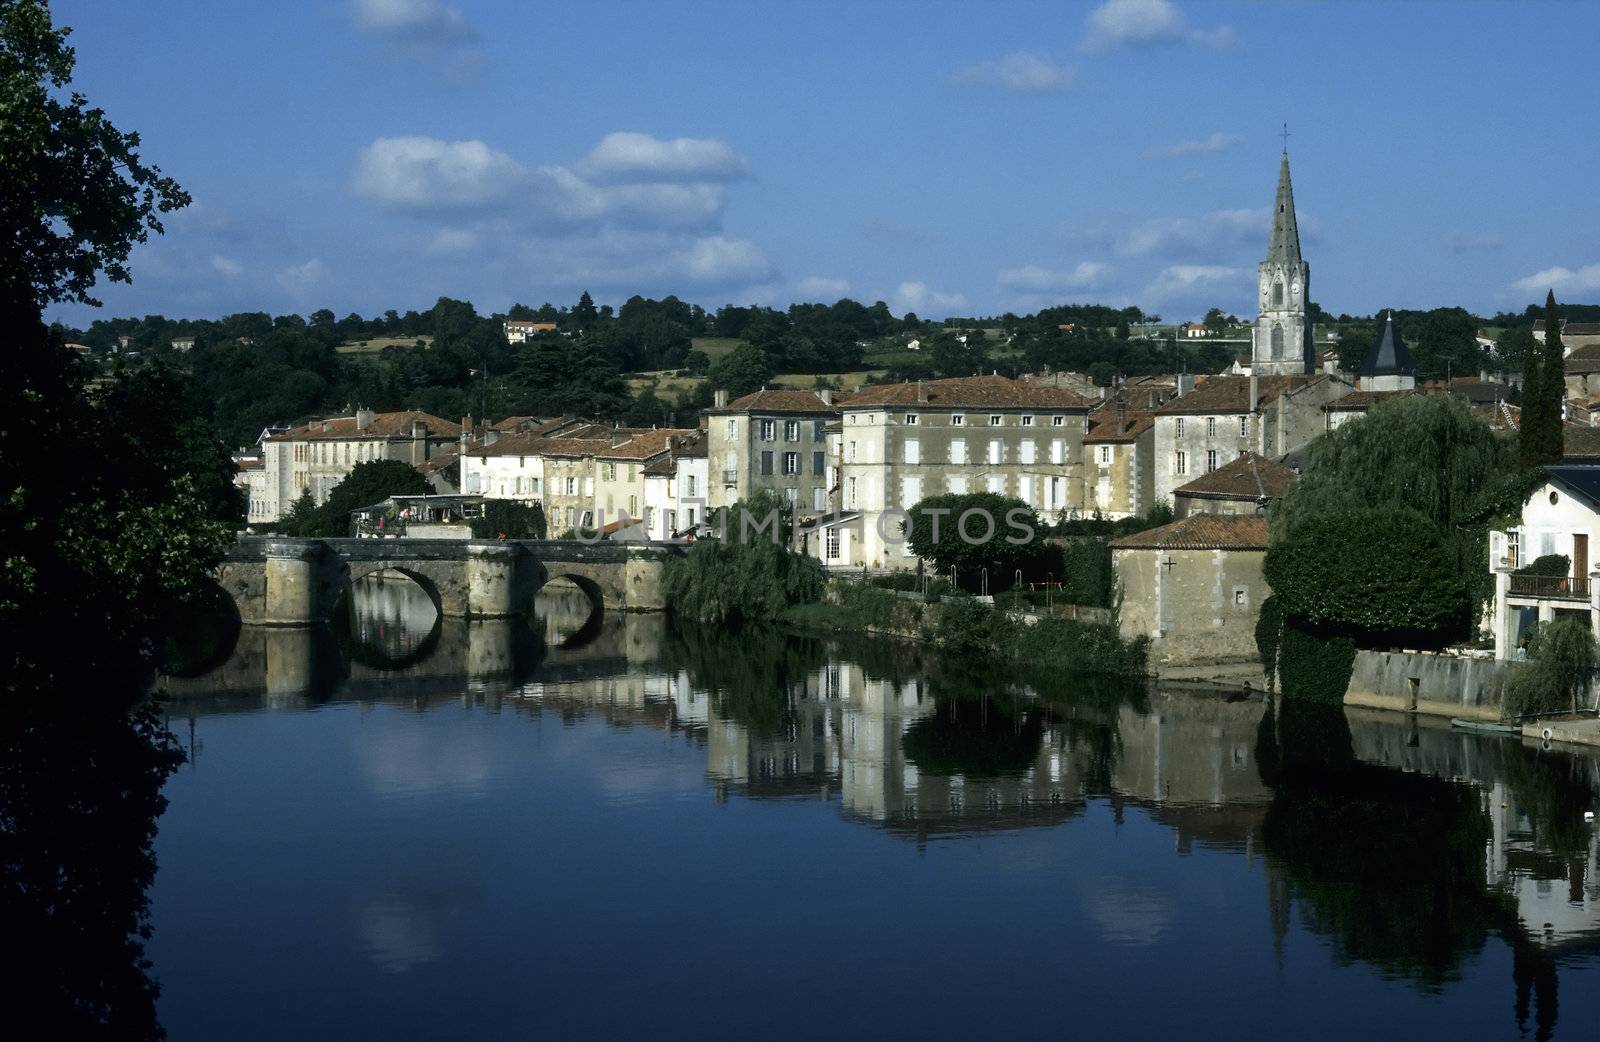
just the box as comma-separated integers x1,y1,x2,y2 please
48,577,1600,1038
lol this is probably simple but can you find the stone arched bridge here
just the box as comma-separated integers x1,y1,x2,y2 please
218,537,680,625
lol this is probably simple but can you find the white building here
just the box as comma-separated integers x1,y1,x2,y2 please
1490,465,1600,658
257,409,461,523
503,320,557,343
642,436,709,540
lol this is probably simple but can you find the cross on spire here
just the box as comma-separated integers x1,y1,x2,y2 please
1280,122,1290,154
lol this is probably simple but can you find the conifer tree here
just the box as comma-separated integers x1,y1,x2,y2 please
1538,290,1566,462
1519,331,1546,469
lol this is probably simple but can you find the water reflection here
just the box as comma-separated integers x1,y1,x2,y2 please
152,612,1600,1039
336,570,441,668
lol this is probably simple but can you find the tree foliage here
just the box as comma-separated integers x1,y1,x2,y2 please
905,492,1052,592
1504,617,1595,718
662,492,824,626
1273,394,1525,617
297,460,430,537
1265,509,1472,647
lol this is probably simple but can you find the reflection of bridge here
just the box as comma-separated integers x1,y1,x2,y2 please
217,537,679,624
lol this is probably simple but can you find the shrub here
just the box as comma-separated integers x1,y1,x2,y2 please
1264,508,1472,648
905,492,1053,592
663,523,825,627
1256,594,1284,688
1277,622,1357,703
470,500,546,539
1515,553,1570,578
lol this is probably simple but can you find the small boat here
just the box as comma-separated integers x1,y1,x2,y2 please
1450,717,1521,735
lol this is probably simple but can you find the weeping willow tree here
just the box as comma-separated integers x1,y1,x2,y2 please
1272,394,1527,614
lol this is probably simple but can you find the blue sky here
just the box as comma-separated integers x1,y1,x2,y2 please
46,0,1600,326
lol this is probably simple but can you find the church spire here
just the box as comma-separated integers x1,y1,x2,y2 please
1267,151,1303,267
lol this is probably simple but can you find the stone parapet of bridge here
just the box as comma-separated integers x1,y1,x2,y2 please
218,536,678,626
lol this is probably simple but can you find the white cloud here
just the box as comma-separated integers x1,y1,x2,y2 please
953,52,1074,94
1512,264,1600,297
276,258,326,296
796,276,851,299
353,0,474,41
353,136,523,210
1144,264,1245,302
996,262,1108,292
427,228,479,254
1142,132,1242,160
681,237,773,282
893,281,969,317
579,132,749,183
210,255,242,277
1082,0,1235,52
1112,207,1264,258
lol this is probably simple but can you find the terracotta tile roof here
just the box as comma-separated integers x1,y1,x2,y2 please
233,458,263,471
266,410,461,441
418,446,458,474
1084,414,1154,444
708,389,838,415
1110,514,1270,551
1153,375,1333,416
1536,320,1600,335
1475,401,1522,432
1565,426,1600,460
597,428,699,461
1084,386,1172,444
841,374,1094,410
1172,451,1296,502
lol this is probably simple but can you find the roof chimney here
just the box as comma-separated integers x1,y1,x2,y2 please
666,434,677,451
1176,373,1196,397
484,429,500,446
916,380,927,404
356,407,375,432
612,432,628,448
1248,372,1259,414
713,389,729,409
819,389,833,406
321,420,331,433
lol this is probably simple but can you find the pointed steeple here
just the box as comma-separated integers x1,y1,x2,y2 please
1358,311,1415,377
1267,151,1303,266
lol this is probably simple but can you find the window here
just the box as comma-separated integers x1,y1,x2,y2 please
783,451,799,475
1175,418,1186,437
785,420,800,442
761,451,774,476
760,420,775,442
565,477,576,495
1051,415,1064,427
904,412,919,425
601,462,615,480
1051,440,1065,465
1506,530,1520,569
1233,587,1248,607
950,414,965,426
988,440,1002,465
902,476,922,506
950,439,967,464
1239,416,1248,438
1207,449,1218,472
726,419,736,439
784,487,797,505
1099,446,1111,464
1176,451,1187,475
846,477,858,508
847,441,858,463
904,439,920,464
686,474,697,495
986,474,1004,494
948,475,969,494
1206,417,1216,437
826,527,841,560
1021,415,1034,427
989,415,1003,426
1019,440,1035,464
812,450,824,475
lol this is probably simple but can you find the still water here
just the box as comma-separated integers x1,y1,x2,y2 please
141,576,1600,1039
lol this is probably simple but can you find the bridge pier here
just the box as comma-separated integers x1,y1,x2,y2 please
262,540,323,625
465,543,519,618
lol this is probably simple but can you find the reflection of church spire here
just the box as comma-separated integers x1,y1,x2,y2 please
1267,857,1289,970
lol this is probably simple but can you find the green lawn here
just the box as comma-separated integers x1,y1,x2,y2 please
336,335,433,354
691,337,746,360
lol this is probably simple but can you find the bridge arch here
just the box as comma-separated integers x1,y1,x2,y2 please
333,566,445,671
536,573,606,649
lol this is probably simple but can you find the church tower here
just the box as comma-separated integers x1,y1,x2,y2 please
1252,152,1314,376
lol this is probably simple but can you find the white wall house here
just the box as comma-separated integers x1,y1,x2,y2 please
1490,465,1600,658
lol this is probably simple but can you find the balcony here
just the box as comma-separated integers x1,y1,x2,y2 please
1508,574,1591,600
722,469,739,485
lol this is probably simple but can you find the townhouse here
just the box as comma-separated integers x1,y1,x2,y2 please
706,389,838,513
257,408,461,522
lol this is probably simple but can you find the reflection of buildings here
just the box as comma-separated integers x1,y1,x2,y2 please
1487,782,1600,951
346,572,440,660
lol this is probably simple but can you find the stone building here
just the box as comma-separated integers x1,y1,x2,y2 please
1083,380,1176,519
258,409,461,522
1489,464,1600,658
1151,374,1353,507
1172,451,1296,517
1111,514,1271,671
1251,152,1315,377
1355,311,1417,391
706,389,838,513
834,375,1096,567
1536,319,1600,354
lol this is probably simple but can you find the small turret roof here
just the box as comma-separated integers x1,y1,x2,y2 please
1357,311,1416,377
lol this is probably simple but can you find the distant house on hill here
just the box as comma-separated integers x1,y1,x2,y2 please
170,336,196,352
503,320,558,344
